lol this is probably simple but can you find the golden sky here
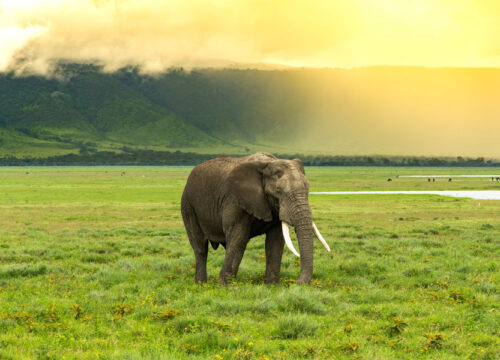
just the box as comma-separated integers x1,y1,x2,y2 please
1,0,499,74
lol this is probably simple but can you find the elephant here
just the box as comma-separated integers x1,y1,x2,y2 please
181,152,329,285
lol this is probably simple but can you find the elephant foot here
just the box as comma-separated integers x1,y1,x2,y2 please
296,274,312,285
265,279,280,285
219,272,236,285
264,275,280,285
194,270,207,283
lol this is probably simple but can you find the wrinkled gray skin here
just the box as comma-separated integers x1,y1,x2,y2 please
181,152,314,284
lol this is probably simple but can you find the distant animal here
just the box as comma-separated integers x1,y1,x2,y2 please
121,172,125,176
448,178,452,182
428,178,431,182
496,177,500,181
181,152,330,285
432,178,435,182
387,178,392,182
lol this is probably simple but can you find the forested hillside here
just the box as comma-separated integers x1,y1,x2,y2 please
1,65,499,159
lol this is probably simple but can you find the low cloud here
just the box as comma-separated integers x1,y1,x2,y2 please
0,0,498,76
0,25,46,72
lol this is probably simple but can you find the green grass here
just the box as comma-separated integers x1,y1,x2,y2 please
0,166,498,359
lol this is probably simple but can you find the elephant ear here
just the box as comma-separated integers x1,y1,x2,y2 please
227,161,273,221
293,158,305,174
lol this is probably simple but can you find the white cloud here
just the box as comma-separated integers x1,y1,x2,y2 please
0,25,46,71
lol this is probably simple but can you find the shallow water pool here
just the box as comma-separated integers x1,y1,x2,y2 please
310,190,500,200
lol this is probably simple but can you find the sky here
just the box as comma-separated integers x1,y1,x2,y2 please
0,0,499,74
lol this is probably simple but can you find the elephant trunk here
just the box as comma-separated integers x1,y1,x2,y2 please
281,192,314,284
293,211,314,284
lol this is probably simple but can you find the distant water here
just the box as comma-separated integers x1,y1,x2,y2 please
398,175,500,178
310,191,500,200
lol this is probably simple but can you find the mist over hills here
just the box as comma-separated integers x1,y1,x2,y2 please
0,65,499,159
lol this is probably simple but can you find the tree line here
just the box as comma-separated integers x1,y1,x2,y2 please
0,150,498,167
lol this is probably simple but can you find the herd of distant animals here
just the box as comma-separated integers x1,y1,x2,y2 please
22,171,500,182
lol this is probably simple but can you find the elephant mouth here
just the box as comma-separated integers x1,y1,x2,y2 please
281,221,330,257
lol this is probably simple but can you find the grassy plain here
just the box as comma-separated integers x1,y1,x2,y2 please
0,166,498,359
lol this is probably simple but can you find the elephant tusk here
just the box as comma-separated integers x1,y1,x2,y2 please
313,221,330,252
282,221,300,257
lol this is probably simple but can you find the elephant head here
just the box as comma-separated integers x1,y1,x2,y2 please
227,158,329,284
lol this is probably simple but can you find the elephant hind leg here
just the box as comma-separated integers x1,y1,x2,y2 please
181,203,208,283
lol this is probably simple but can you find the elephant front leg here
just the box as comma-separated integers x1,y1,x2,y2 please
220,218,251,284
265,225,285,284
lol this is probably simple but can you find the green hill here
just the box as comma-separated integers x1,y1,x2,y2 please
0,65,226,157
0,65,499,158
0,127,78,158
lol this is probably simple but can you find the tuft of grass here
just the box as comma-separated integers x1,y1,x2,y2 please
0,264,47,279
276,287,327,314
273,315,318,339
70,304,84,319
424,333,445,350
113,303,134,318
153,308,180,320
387,317,408,336
181,329,225,352
337,342,362,354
